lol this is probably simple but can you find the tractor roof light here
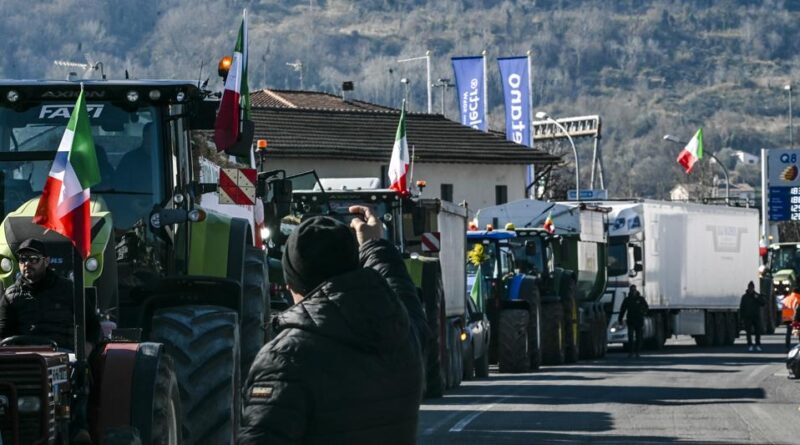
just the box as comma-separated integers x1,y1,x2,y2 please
148,89,161,101
256,139,268,152
6,90,19,103
176,91,186,102
218,56,233,78
126,90,139,103
486,224,494,231
505,223,515,230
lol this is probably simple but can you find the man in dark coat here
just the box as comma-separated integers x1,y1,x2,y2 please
239,205,427,445
739,281,765,351
618,284,649,358
0,238,101,351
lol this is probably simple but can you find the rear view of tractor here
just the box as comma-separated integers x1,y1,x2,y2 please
0,79,274,443
279,175,471,397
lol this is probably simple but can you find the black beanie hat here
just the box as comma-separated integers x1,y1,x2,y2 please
282,216,360,295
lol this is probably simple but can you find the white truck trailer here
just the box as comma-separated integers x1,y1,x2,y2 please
601,200,760,348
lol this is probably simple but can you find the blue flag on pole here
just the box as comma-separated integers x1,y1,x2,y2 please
498,56,534,196
452,56,486,132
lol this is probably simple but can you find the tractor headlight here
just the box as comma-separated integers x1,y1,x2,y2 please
782,280,791,285
6,90,19,103
176,91,186,102
126,90,139,103
17,396,41,413
260,226,271,240
84,257,99,272
0,257,12,273
188,209,206,222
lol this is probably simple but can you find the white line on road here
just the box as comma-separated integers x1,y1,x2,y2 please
448,395,511,433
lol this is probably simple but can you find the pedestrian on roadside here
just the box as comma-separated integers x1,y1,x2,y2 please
239,206,428,444
781,280,800,350
619,284,649,358
739,281,765,352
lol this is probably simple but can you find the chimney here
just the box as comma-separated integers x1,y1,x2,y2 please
341,81,354,100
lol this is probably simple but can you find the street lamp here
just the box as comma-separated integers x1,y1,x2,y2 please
536,111,580,200
397,51,432,113
432,78,454,117
663,134,729,203
400,78,411,109
786,84,793,148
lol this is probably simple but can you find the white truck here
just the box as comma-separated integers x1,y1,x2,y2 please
600,200,760,348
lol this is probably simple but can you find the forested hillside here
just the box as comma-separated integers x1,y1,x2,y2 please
3,0,800,198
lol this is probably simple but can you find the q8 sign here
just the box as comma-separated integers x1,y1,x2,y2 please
767,149,800,221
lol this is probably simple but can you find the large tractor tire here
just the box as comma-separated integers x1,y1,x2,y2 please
151,306,240,445
449,323,463,388
562,281,580,363
420,260,445,398
517,276,542,371
541,302,565,365
242,245,269,376
498,309,530,373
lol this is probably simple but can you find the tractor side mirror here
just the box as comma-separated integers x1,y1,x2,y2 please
634,263,643,272
632,245,643,262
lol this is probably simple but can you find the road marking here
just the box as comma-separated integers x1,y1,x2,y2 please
448,395,511,433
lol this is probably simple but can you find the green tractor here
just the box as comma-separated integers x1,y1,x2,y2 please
0,80,276,443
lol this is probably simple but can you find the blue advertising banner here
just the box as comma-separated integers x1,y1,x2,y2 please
498,56,530,147
451,56,486,132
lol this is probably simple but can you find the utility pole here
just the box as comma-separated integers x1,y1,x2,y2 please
286,60,304,89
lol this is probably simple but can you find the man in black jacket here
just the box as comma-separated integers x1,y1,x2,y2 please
0,238,101,351
739,281,765,351
239,205,427,445
618,284,649,358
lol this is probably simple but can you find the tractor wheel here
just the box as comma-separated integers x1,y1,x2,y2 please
541,302,565,365
151,354,181,445
151,306,240,445
450,323,463,388
242,245,268,375
475,345,490,378
562,282,580,363
529,300,542,370
498,309,530,373
421,260,445,398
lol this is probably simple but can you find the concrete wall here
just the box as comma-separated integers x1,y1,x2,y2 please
262,158,529,211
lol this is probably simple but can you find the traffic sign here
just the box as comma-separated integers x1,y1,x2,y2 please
567,189,608,201
766,149,800,222
219,168,257,205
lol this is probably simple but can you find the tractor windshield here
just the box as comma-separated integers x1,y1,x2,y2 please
0,102,165,230
771,246,800,274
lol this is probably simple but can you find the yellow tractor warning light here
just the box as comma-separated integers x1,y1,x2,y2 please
256,139,268,151
505,223,515,231
218,56,233,78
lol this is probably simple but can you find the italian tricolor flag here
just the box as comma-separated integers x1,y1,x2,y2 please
388,102,410,196
33,87,100,259
543,211,555,234
214,11,250,152
677,128,703,174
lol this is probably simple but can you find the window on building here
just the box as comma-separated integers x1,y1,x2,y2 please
495,185,508,205
441,183,454,202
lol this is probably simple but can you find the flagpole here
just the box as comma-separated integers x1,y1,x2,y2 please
527,50,534,198
482,50,488,133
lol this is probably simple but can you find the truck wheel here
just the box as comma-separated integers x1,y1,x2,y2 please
242,245,268,376
422,261,445,398
724,313,737,345
596,311,609,358
151,306,240,445
644,315,665,350
475,346,490,378
562,283,580,363
693,312,714,347
498,309,530,373
463,342,475,381
713,312,727,346
448,323,463,388
541,302,565,365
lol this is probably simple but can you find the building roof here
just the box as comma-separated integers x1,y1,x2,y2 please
250,89,393,111
251,107,562,166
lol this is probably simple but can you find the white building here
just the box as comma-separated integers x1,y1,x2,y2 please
732,150,759,166
248,90,561,210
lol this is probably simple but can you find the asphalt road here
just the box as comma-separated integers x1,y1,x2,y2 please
418,334,800,444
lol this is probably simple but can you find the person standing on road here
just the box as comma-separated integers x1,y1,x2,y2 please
739,281,765,352
781,281,800,350
618,285,649,358
239,206,427,444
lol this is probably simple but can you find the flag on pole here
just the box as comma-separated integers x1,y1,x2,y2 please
214,10,250,151
388,102,410,196
543,212,555,234
34,87,100,259
677,128,704,174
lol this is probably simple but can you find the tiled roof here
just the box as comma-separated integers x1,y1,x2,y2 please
251,108,562,166
250,89,393,111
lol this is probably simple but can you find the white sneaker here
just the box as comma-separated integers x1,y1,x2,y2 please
756,346,762,352
748,345,754,352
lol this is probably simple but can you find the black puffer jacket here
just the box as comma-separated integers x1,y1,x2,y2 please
0,269,100,350
239,239,426,445
739,290,765,322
